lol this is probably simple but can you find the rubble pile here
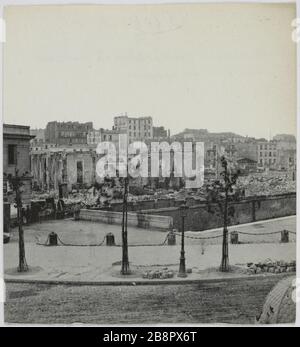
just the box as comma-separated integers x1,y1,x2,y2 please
237,172,296,197
142,269,175,279
246,260,296,275
29,170,295,209
142,267,193,279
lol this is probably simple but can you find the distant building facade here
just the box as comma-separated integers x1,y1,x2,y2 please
3,124,34,204
87,128,124,146
114,114,153,141
257,140,278,169
45,121,93,145
31,146,97,191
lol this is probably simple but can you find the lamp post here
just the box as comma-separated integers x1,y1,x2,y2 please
121,176,130,275
6,170,29,272
178,200,188,277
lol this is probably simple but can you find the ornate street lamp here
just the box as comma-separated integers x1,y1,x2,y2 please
5,170,29,272
178,200,188,277
121,176,130,275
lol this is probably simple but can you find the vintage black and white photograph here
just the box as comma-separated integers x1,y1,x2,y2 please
1,1,298,326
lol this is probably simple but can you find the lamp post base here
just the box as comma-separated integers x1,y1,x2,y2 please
178,252,187,277
120,262,131,275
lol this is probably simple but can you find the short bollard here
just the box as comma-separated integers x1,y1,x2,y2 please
73,205,80,221
106,232,115,246
49,232,58,246
230,231,239,245
281,230,289,243
167,229,176,245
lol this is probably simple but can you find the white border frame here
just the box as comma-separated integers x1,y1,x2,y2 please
0,0,299,328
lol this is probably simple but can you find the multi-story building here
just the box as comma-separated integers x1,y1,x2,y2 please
87,128,125,146
257,140,278,169
114,114,153,142
45,121,93,145
3,124,34,205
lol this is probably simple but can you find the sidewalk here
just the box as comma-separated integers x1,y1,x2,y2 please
4,216,296,285
4,242,296,284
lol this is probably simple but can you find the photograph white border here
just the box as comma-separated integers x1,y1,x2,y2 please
0,0,299,327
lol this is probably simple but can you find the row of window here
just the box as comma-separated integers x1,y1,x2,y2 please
115,119,152,126
129,132,151,138
129,125,151,131
260,159,276,165
60,131,87,137
103,135,113,141
259,151,277,157
259,144,276,150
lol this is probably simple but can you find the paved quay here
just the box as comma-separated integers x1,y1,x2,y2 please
4,216,296,284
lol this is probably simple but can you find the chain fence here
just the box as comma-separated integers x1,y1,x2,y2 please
35,228,296,247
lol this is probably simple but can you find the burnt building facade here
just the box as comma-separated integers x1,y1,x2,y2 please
45,121,93,145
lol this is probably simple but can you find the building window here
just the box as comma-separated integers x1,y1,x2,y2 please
76,161,83,184
8,144,17,165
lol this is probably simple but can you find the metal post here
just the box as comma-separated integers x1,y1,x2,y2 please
220,164,230,272
16,184,28,272
178,201,188,277
121,177,130,275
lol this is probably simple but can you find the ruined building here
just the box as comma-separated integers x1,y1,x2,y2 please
45,121,93,145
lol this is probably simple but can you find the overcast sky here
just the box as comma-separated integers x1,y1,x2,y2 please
3,3,297,139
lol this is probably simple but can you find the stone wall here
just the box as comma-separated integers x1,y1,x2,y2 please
109,197,200,212
79,209,173,231
138,193,296,231
81,193,295,232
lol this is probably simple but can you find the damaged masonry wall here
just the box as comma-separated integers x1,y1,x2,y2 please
30,147,98,191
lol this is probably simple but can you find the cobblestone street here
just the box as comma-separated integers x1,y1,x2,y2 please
5,274,291,324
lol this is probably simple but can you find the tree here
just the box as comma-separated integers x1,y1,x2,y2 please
206,156,240,272
5,170,29,272
219,156,240,272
